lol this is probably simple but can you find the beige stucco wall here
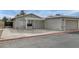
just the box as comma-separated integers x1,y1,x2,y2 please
45,18,62,30
25,17,44,29
13,17,26,29
13,17,44,29
32,20,44,29
78,20,79,29
44,18,79,31
0,21,4,29
13,16,79,31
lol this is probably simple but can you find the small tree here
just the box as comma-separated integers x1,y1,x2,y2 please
16,14,19,16
2,16,8,26
2,16,8,22
20,10,25,15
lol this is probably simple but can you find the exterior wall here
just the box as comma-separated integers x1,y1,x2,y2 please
44,18,79,31
13,17,26,29
32,20,44,29
25,19,28,29
25,17,44,29
61,19,65,31
13,16,79,31
0,21,4,29
13,17,45,29
45,18,62,30
78,20,79,29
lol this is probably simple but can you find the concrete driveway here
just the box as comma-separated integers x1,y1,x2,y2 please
0,31,79,48
1,28,63,40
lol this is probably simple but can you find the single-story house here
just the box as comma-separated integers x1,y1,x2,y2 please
13,13,45,29
13,14,79,31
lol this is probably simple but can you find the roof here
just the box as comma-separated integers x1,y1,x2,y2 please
15,13,42,19
46,15,79,19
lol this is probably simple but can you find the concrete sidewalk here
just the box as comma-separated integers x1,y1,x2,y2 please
0,28,64,40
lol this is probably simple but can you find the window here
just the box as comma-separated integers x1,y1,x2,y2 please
27,20,32,26
27,23,32,26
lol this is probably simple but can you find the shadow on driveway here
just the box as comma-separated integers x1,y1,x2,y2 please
67,31,79,34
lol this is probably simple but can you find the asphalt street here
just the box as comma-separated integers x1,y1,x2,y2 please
0,32,79,48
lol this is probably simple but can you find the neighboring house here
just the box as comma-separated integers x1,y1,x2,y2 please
13,14,79,31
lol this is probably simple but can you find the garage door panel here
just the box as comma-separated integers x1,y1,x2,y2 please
65,20,78,30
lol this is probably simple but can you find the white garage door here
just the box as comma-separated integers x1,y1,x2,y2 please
65,20,78,30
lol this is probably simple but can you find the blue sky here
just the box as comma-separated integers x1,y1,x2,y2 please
0,10,79,18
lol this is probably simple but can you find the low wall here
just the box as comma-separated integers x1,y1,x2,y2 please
0,21,4,29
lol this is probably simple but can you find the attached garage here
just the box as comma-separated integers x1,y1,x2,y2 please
45,18,62,30
65,20,78,30
45,15,79,31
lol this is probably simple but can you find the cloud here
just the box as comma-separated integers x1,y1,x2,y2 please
62,10,79,15
50,10,79,16
0,10,20,18
0,14,14,19
0,10,79,18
